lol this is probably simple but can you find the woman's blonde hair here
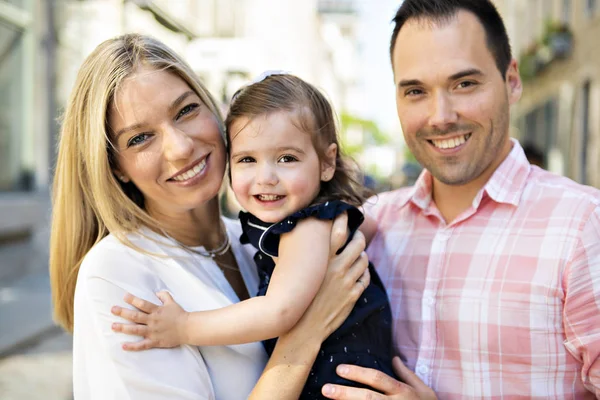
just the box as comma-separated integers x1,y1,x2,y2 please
225,74,371,207
50,33,224,332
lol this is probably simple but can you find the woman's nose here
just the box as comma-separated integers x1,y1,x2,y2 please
163,124,194,161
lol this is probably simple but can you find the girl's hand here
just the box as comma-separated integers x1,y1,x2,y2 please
321,357,438,400
111,291,189,351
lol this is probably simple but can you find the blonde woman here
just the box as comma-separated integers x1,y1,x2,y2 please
49,33,369,400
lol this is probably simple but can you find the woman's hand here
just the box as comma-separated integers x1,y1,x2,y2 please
110,291,189,351
321,357,438,400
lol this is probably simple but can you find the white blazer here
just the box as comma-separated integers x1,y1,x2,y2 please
72,217,268,399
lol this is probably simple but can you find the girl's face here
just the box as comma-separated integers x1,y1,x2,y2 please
109,67,226,219
229,111,332,223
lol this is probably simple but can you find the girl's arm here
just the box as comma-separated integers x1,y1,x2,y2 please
112,217,333,348
250,222,371,399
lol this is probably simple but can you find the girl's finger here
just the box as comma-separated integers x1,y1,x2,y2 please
121,338,158,352
111,306,149,324
111,322,149,337
156,291,173,304
123,293,159,313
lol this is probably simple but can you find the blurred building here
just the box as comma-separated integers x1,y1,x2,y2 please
495,0,600,187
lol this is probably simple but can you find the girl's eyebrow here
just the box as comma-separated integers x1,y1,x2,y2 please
230,146,306,159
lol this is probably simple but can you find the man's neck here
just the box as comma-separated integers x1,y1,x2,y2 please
432,142,513,224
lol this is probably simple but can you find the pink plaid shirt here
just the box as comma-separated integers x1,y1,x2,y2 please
366,140,600,399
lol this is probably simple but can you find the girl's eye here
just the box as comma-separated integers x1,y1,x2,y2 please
278,155,298,163
238,156,255,163
127,133,151,147
176,103,199,120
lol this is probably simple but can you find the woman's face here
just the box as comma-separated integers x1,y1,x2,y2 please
108,66,226,218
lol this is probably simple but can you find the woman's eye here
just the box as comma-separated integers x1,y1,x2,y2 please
238,156,255,163
127,133,150,147
279,155,298,163
176,103,199,120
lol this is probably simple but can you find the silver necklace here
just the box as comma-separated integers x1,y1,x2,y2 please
173,221,240,272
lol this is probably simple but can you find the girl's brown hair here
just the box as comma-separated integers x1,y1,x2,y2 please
225,74,371,207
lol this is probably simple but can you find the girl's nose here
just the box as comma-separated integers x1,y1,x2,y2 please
256,163,278,186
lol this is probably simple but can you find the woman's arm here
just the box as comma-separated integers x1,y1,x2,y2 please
248,216,370,399
113,218,334,348
75,250,216,399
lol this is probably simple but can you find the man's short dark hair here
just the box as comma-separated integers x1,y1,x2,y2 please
390,0,512,79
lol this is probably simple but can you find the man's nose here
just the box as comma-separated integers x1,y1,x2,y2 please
428,91,458,129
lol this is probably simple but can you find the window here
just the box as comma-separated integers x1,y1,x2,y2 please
0,20,27,191
521,98,558,169
562,0,571,23
581,81,591,184
587,0,598,15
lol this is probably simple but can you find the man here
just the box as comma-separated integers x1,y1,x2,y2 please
322,0,600,398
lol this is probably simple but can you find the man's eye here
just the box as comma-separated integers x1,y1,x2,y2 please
176,103,199,120
405,89,423,97
457,81,476,89
127,133,150,147
279,155,298,163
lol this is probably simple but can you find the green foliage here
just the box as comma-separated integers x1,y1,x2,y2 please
339,112,390,157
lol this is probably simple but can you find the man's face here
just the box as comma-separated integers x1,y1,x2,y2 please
392,10,521,187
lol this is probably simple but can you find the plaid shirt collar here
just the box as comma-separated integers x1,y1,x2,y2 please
400,138,531,212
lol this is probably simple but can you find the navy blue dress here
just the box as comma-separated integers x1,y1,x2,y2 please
239,200,395,399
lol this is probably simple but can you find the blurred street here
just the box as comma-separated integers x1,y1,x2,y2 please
0,330,72,400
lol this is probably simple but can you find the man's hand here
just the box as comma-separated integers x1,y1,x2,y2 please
321,357,437,399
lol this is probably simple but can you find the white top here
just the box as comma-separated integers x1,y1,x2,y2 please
72,217,268,400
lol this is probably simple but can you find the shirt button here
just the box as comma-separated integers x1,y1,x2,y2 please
437,230,451,241
417,364,429,375
425,297,435,306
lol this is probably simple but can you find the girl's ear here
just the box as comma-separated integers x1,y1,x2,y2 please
321,143,337,182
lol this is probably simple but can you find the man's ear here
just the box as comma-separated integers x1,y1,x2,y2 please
507,58,523,105
321,143,337,182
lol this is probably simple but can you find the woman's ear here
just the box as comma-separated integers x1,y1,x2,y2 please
321,143,337,182
113,169,130,183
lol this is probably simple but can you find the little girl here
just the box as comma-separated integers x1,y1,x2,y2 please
114,72,395,399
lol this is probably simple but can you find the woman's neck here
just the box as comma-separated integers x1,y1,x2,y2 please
146,197,225,248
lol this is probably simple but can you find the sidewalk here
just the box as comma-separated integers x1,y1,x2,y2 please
0,330,73,400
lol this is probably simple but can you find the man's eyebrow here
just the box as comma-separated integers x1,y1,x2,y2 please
398,79,424,88
448,68,484,81
397,69,484,89
113,91,196,139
